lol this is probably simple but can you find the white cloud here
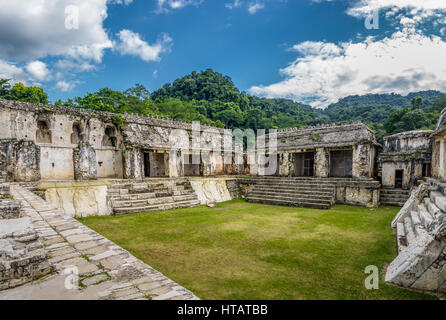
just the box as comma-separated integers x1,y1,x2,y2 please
0,60,27,84
56,80,76,92
250,1,446,108
109,0,133,5
157,0,203,13
25,61,51,81
346,0,446,17
248,2,264,14
0,0,171,89
54,59,96,72
116,30,172,62
249,31,446,108
153,70,159,78
0,0,113,62
225,0,243,9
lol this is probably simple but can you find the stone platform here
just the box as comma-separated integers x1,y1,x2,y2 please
0,185,199,300
240,176,380,209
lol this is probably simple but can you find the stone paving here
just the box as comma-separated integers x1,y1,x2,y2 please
0,185,199,300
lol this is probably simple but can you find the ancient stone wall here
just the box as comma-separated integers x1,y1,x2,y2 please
380,130,433,188
0,139,40,182
73,143,97,180
0,184,51,290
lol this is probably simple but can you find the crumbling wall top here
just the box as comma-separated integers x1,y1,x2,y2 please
0,99,225,133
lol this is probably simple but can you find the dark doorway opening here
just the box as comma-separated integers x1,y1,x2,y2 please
274,153,280,176
184,154,200,176
144,153,151,177
144,152,168,177
330,150,353,177
294,152,315,177
395,170,404,189
422,163,431,178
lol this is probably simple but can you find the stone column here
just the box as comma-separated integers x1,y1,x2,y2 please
352,144,371,178
440,138,445,181
168,150,182,178
1,140,41,182
123,148,143,179
73,143,97,180
279,152,290,176
315,147,329,178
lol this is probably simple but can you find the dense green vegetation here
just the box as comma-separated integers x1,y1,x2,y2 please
1,69,446,141
0,79,48,104
81,200,436,300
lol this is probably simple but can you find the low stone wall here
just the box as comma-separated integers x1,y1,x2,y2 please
333,180,380,208
40,181,112,218
189,178,235,205
0,218,51,290
0,187,51,290
239,177,380,208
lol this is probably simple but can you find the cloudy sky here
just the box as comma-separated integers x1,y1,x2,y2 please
1,0,446,108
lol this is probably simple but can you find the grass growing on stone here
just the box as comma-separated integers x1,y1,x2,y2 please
80,200,436,300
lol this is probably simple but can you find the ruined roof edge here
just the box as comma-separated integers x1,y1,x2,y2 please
0,98,227,133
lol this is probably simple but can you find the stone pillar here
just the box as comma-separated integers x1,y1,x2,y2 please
123,148,143,179
315,147,329,178
1,140,41,182
73,143,97,180
169,150,182,178
440,138,445,181
279,152,290,176
352,144,371,178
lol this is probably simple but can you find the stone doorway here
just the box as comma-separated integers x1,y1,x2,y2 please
330,150,353,177
294,152,315,177
144,152,168,177
395,170,403,189
183,154,200,176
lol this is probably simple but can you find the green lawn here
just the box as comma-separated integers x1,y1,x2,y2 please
80,200,436,300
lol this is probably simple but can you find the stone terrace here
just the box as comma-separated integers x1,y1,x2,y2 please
0,185,199,300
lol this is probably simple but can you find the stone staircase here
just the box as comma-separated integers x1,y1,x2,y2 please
108,179,200,215
385,182,446,293
245,177,336,209
380,189,410,207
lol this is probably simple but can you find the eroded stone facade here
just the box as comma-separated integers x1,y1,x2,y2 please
379,130,432,189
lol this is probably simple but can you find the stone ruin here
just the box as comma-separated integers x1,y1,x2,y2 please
2,97,446,296
0,183,51,290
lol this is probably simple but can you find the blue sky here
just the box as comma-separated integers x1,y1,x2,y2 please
1,0,446,108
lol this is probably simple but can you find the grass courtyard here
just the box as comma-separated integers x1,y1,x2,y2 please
81,200,436,300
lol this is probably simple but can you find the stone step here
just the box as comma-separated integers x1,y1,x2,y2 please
246,196,331,209
109,183,167,190
248,183,337,189
380,201,406,207
410,210,425,237
113,199,201,215
253,185,335,193
396,222,407,251
112,194,198,208
380,189,410,195
380,195,409,201
404,216,416,245
430,191,446,212
244,180,337,185
248,190,334,201
419,201,434,228
246,194,333,205
424,198,441,218
111,190,195,201
245,177,375,182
